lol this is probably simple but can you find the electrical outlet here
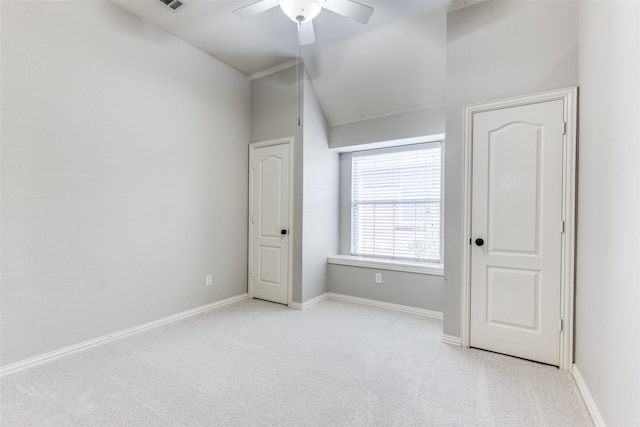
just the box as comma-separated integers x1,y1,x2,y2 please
206,275,213,287
375,273,382,284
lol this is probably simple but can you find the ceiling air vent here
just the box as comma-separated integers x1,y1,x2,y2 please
157,0,186,12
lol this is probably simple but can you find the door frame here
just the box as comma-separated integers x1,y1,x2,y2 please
248,137,295,306
460,87,577,370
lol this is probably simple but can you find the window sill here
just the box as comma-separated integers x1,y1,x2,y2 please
327,255,444,276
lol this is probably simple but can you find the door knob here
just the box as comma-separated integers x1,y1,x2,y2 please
281,229,288,235
475,238,484,247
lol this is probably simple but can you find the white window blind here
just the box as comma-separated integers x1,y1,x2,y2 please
351,143,441,262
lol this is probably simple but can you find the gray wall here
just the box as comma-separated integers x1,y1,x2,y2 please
327,265,443,313
329,106,445,150
250,65,338,305
326,99,446,313
301,72,339,302
1,1,250,366
443,0,579,336
250,65,304,303
575,1,640,425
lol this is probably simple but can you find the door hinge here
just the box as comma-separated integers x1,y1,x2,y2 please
562,122,567,135
561,220,565,233
251,214,255,224
559,318,563,331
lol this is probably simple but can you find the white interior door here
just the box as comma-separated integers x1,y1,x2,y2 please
249,141,290,305
470,100,564,366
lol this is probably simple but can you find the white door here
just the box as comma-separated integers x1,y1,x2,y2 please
249,141,290,305
470,100,564,366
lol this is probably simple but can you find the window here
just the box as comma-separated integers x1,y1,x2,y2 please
351,143,441,263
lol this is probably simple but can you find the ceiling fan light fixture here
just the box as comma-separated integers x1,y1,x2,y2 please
279,0,325,23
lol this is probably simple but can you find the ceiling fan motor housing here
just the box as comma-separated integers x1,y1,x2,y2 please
279,0,326,23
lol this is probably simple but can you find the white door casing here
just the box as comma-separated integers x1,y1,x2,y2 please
461,88,577,370
249,138,293,305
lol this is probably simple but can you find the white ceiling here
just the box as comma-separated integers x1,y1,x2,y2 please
111,0,449,126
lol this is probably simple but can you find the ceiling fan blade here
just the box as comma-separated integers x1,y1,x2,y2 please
233,0,279,19
323,0,374,24
299,21,316,46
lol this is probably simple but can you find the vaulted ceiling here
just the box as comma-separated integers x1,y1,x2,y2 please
111,0,449,126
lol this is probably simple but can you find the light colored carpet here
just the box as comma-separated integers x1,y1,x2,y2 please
1,298,592,426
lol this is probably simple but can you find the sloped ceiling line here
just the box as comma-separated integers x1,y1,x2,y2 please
111,0,448,127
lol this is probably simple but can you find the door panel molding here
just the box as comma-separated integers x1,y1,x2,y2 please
248,137,295,306
460,87,577,371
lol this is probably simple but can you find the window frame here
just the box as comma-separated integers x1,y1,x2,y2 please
336,137,444,274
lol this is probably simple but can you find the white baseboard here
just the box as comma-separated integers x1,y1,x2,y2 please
289,293,329,310
0,293,248,377
572,364,607,427
290,292,443,320
327,293,443,319
441,334,462,346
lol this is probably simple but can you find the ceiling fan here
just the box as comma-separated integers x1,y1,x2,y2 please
233,0,374,45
